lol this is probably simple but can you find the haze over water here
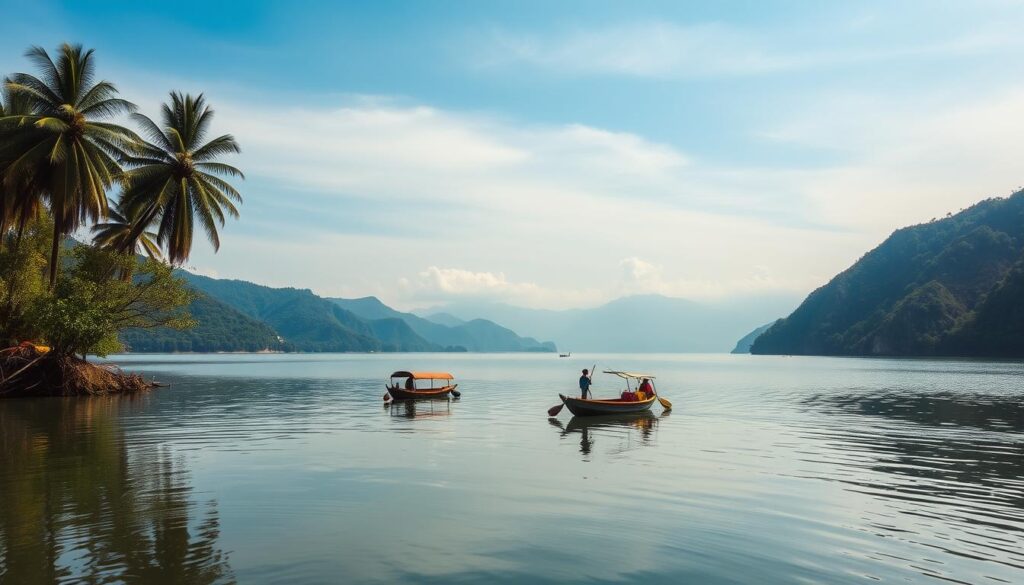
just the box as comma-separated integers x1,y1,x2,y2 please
2,354,1022,584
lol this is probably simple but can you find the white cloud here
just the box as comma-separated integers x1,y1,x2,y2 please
149,80,1024,310
472,18,1024,79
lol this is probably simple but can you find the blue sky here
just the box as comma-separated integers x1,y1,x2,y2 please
3,1,1024,309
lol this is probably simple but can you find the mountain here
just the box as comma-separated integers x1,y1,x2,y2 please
180,274,439,352
752,191,1024,357
423,312,465,327
120,293,289,353
415,293,801,353
731,322,776,354
329,297,555,352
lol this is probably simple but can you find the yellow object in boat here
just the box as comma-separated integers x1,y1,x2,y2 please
32,344,50,354
636,391,647,401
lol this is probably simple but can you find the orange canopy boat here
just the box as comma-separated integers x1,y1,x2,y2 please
385,371,459,400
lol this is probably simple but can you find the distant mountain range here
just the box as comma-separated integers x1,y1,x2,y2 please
120,271,556,353
414,293,800,353
752,190,1024,357
328,296,555,352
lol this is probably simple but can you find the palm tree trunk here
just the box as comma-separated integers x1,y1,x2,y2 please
48,223,62,290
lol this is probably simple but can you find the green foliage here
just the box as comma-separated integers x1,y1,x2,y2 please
0,215,52,345
28,246,194,356
753,191,1024,357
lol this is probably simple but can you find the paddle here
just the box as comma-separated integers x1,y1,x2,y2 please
547,401,564,417
587,364,595,399
657,395,672,410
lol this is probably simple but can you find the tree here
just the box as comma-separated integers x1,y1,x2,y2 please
28,246,195,357
3,43,138,288
0,77,45,248
121,92,243,266
92,199,163,264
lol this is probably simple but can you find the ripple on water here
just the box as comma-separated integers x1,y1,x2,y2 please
1,353,1022,584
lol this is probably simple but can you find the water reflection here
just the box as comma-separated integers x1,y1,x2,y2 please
803,391,1024,431
798,391,1024,578
549,412,662,458
0,397,234,585
387,399,453,419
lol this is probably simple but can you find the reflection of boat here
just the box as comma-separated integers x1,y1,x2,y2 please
385,371,458,400
389,399,452,419
549,411,663,456
557,371,666,416
564,411,658,433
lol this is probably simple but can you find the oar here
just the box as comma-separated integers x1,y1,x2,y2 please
657,395,672,410
547,402,564,417
451,384,461,398
588,364,595,398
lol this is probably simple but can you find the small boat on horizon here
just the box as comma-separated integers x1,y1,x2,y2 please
385,371,460,401
559,352,571,358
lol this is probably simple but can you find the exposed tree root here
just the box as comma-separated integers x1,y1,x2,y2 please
0,345,155,398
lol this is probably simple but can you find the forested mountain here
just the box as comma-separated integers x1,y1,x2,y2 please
120,294,289,353
179,274,441,352
752,191,1024,357
330,297,555,352
122,272,555,353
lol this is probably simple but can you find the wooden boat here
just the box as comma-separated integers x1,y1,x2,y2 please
557,370,664,417
558,393,656,416
386,371,458,400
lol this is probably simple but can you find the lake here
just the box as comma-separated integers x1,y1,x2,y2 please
1,353,1022,584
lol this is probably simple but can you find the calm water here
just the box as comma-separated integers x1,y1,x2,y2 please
1,353,1022,584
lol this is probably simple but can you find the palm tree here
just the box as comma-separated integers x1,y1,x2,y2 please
2,43,138,287
92,199,163,261
120,92,243,266
0,78,45,249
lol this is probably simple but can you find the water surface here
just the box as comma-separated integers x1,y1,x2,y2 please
1,354,1022,584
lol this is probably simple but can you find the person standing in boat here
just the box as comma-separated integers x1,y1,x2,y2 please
579,369,593,399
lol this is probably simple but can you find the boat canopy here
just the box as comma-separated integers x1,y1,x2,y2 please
603,370,656,380
389,371,454,380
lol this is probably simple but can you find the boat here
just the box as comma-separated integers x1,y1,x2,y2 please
559,352,571,358
385,371,458,400
556,370,666,417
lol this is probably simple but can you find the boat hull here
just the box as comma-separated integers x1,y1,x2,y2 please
559,393,656,416
387,384,457,400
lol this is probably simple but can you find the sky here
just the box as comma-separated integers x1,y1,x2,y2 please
2,0,1023,310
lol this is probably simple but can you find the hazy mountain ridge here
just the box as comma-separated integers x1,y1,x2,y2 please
731,322,776,354
330,297,556,352
752,191,1024,357
416,293,801,352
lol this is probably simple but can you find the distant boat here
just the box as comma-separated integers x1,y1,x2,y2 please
559,352,571,358
385,371,459,400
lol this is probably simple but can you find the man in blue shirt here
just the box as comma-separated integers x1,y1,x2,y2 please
579,369,592,399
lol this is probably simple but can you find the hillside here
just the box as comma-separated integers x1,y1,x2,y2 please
731,322,776,354
180,274,439,352
752,191,1024,357
120,294,289,353
330,297,555,352
416,293,800,353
